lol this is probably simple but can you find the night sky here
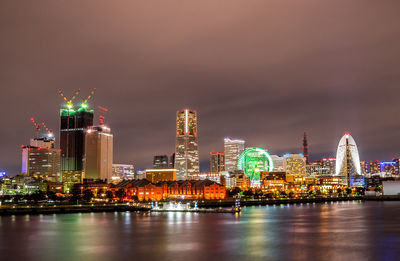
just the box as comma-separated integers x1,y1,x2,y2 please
1,1,400,174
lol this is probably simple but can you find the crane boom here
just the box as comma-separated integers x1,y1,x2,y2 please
30,117,41,138
58,88,81,108
82,88,96,104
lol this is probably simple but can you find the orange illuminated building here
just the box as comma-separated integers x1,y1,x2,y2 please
112,179,226,201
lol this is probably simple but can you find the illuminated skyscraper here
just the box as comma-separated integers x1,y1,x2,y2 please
224,138,245,172
210,152,225,172
335,133,363,186
174,109,199,180
84,126,113,181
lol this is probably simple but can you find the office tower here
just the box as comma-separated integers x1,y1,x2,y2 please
169,152,175,168
112,164,135,180
283,154,307,175
174,109,199,180
224,138,245,172
153,155,169,169
302,132,309,164
60,105,94,184
84,126,113,181
335,133,363,186
21,137,60,182
210,152,225,172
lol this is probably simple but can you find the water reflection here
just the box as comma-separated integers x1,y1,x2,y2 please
0,201,400,261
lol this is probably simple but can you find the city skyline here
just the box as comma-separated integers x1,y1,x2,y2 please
2,1,400,174
5,91,400,175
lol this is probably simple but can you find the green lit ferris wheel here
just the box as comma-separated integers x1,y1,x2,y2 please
237,147,274,180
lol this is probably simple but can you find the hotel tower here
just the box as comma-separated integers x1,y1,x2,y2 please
174,109,199,180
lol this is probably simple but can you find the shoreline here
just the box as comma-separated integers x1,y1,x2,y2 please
1,196,399,216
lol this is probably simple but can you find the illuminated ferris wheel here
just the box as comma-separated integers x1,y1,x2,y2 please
237,147,274,180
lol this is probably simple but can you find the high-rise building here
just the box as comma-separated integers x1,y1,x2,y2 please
60,105,94,185
153,155,169,169
84,126,113,181
224,138,245,172
335,133,363,186
21,137,60,182
210,152,225,172
174,109,199,180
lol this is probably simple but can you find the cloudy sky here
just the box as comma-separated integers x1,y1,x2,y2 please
1,1,400,174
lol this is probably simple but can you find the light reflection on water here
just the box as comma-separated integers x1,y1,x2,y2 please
0,201,400,261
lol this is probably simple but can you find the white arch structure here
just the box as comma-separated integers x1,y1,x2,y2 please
335,133,362,176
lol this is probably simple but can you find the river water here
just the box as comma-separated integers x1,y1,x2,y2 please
0,201,399,261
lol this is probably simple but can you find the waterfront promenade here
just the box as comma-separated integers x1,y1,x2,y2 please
1,195,399,216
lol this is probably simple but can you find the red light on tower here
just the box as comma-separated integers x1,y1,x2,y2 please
302,132,309,164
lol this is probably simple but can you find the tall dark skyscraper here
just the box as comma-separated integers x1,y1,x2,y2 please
59,93,94,190
174,109,199,180
302,132,309,164
153,155,169,169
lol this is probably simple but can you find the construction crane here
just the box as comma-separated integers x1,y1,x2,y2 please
80,88,97,109
58,88,81,109
30,118,53,138
97,106,108,126
41,122,53,137
30,117,41,138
